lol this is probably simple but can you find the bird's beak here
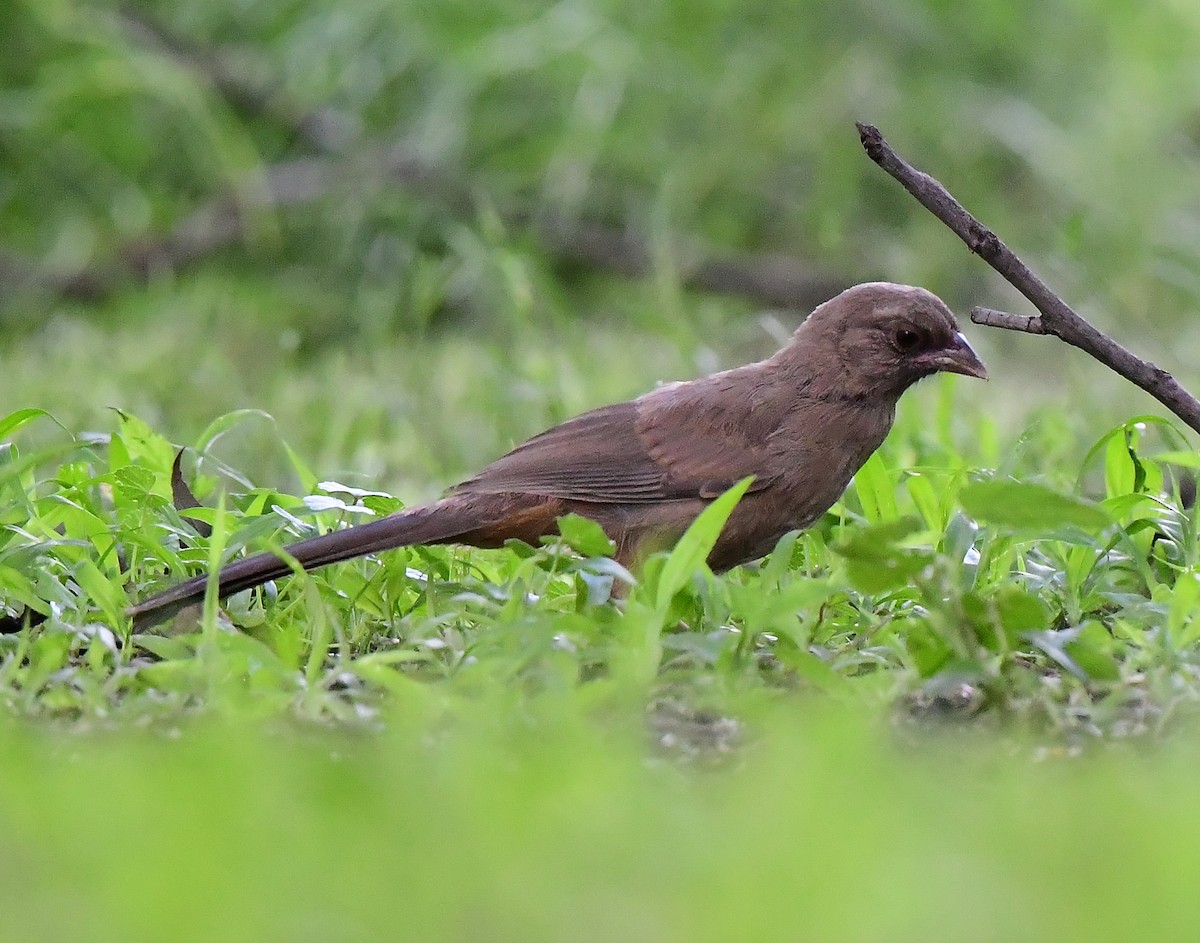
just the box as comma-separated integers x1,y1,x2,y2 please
921,331,988,380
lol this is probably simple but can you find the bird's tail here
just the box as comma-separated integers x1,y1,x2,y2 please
127,497,480,630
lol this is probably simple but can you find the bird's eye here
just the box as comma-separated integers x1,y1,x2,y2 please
893,328,921,352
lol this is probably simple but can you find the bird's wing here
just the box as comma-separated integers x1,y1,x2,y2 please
452,376,785,504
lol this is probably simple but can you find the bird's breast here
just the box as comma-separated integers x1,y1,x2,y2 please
770,399,896,523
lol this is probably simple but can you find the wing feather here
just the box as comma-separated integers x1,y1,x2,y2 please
452,367,790,504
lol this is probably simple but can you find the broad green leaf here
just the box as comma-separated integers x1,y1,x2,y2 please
194,409,278,455
108,431,131,473
960,479,1111,533
776,646,849,693
1079,416,1179,491
347,652,435,696
0,566,48,616
902,619,952,678
1064,621,1120,682
22,633,72,696
654,477,753,612
759,530,800,585
906,473,943,532
853,451,898,523
283,440,319,494
1104,428,1137,497
835,518,924,558
1169,570,1200,646
0,408,55,442
73,558,124,622
1150,450,1200,469
555,513,616,558
993,585,1051,639
834,518,931,594
132,635,198,661
201,496,232,640
112,411,174,469
1101,493,1161,522
844,554,931,595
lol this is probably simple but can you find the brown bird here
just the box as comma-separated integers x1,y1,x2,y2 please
128,282,986,627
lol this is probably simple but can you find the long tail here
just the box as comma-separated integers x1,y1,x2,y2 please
127,496,487,629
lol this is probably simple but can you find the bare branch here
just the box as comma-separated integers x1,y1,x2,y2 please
857,122,1200,436
969,307,1047,335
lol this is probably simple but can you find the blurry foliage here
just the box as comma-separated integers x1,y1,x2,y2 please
8,709,1200,942
4,8,1200,933
1,403,1198,743
0,0,1198,480
5,0,1200,329
1,0,1200,741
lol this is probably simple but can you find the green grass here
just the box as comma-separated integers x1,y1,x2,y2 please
2,395,1196,742
3,706,1200,943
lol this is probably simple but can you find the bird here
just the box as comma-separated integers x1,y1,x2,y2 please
128,282,987,628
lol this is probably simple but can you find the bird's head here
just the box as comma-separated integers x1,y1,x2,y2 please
790,282,988,400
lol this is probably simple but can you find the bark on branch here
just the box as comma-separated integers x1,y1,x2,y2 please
856,122,1200,435
969,306,1047,335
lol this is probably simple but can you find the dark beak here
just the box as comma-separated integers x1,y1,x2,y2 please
920,331,988,380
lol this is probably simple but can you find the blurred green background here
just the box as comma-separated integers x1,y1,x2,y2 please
5,0,1200,492
7,703,1200,943
4,2,1200,939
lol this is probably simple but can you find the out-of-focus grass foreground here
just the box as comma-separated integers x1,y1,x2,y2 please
4,2,1200,939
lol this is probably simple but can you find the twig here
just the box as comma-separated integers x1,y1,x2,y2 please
969,307,1047,335
856,122,1200,435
